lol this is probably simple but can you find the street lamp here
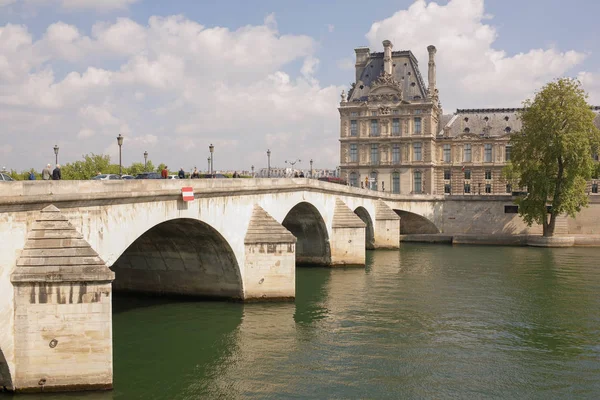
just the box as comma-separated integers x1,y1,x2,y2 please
285,158,301,177
207,157,211,175
143,151,148,171
310,159,313,178
267,149,271,178
53,145,59,165
116,134,124,176
209,143,214,176
251,165,255,178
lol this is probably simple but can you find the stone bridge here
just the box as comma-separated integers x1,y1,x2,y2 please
2,178,598,392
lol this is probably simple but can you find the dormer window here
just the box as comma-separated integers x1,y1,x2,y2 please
484,116,489,122
504,116,509,121
464,127,470,133
464,117,469,122
505,127,511,133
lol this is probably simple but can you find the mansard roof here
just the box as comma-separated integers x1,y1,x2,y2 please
348,50,428,102
440,106,600,139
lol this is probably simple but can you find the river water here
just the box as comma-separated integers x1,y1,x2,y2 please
4,244,600,399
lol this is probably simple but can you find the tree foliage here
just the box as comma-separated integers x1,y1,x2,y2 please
510,78,600,236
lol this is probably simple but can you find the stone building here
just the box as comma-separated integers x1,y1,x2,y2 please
339,40,600,195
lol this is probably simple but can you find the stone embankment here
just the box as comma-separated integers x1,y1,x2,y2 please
400,234,600,247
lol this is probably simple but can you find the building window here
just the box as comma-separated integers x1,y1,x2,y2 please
464,144,472,162
443,144,451,162
371,111,377,116
392,109,399,115
444,183,451,194
485,184,491,193
370,119,379,136
484,143,492,162
350,112,358,117
485,170,492,180
392,118,400,136
349,172,358,187
392,172,400,194
414,171,422,193
392,144,400,164
370,171,378,190
505,205,518,213
349,144,358,162
505,127,511,134
415,109,422,114
414,117,422,134
593,183,598,194
413,142,422,161
464,183,471,194
350,120,358,137
371,144,379,165
444,169,451,180
505,145,511,162
506,184,512,193
464,169,471,180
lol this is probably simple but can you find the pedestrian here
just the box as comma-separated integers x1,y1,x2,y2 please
42,164,52,180
161,166,168,179
52,164,62,180
299,171,305,178
28,171,36,180
233,171,238,178
192,168,199,179
178,167,185,179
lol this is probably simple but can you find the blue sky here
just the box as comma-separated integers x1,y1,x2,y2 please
1,0,599,171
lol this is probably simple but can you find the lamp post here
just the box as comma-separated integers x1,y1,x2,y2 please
285,158,301,177
143,151,148,171
310,159,313,178
209,143,214,176
267,149,271,178
116,134,123,176
207,157,210,174
53,145,59,165
251,165,254,178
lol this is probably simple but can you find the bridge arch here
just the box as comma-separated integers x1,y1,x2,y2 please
111,218,243,299
0,347,12,391
393,209,440,234
282,202,331,266
354,206,375,249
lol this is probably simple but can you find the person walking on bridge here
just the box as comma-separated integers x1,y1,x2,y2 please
178,167,185,179
161,166,168,179
52,164,62,180
42,164,52,180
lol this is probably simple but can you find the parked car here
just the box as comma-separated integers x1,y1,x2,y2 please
121,175,135,180
0,173,14,181
167,175,179,179
91,174,121,180
202,174,228,179
135,172,162,179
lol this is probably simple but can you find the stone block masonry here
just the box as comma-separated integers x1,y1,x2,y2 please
330,199,366,266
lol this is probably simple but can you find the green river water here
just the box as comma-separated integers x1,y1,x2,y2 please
4,244,600,399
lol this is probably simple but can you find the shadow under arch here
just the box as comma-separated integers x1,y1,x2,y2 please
354,206,375,250
394,210,440,234
0,347,13,391
282,202,331,266
112,218,243,299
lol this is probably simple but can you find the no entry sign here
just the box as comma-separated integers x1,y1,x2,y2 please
181,186,194,202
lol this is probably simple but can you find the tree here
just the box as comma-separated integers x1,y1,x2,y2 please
501,162,519,193
510,78,600,236
62,154,112,180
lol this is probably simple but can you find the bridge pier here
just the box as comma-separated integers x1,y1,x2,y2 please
330,199,366,266
243,206,297,300
374,200,401,249
10,206,114,393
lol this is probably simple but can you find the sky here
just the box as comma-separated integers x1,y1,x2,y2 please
1,0,600,172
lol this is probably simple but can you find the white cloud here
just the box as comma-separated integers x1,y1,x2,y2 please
0,15,342,172
366,0,592,110
327,24,334,33
337,57,354,71
578,71,600,105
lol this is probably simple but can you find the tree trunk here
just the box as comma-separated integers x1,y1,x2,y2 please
544,212,557,237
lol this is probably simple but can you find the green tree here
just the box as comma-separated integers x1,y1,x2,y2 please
510,78,600,236
501,162,519,193
62,154,111,180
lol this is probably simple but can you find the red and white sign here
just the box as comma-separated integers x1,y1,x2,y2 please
181,186,194,202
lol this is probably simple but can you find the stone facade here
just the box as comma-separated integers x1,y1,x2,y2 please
339,40,600,195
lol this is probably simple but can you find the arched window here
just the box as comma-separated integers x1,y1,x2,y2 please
414,171,422,193
349,172,358,187
392,172,400,194
370,171,378,191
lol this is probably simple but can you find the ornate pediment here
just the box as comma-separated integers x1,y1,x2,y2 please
455,133,484,140
368,72,403,103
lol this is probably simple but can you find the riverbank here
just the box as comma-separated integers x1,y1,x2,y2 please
400,234,600,247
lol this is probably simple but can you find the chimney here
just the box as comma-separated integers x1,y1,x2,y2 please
354,47,370,84
427,45,437,94
383,40,393,75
